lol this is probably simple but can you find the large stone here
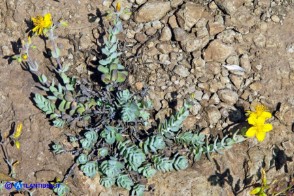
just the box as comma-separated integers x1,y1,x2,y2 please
206,106,221,125
240,54,251,73
230,7,257,34
176,2,204,31
173,64,190,77
160,26,172,41
190,101,202,115
180,34,203,53
203,40,234,62
218,89,239,105
171,0,184,8
135,0,147,5
173,27,188,41
214,0,244,15
207,19,225,36
134,1,171,23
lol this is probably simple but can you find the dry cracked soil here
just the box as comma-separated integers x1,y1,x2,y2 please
0,0,294,195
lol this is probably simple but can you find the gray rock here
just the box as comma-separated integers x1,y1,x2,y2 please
240,54,251,73
160,26,172,41
135,32,147,43
158,54,170,65
203,40,235,62
207,15,225,36
145,27,157,36
217,29,236,44
230,74,243,89
230,7,256,34
1,45,11,56
171,0,184,8
135,1,171,22
226,55,239,65
173,27,187,42
180,35,203,53
253,34,266,48
156,43,173,54
173,64,190,77
176,2,204,31
135,0,147,5
190,101,202,115
214,0,243,15
206,106,221,125
271,15,280,23
210,93,220,105
218,89,239,105
152,21,162,29
168,15,179,28
194,90,204,101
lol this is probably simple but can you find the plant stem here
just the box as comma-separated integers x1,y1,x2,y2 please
49,28,63,70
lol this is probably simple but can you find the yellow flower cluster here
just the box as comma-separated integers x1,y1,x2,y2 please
31,13,53,35
246,104,273,142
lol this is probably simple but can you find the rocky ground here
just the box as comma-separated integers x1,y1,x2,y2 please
0,0,294,195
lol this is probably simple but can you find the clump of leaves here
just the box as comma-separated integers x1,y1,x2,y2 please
14,4,249,196
53,183,70,196
97,2,128,87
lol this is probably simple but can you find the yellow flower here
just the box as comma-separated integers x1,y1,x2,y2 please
246,104,273,141
247,104,272,125
246,115,273,142
21,54,28,61
13,122,23,139
116,2,121,12
31,13,53,35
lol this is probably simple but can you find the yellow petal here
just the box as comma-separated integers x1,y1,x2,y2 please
32,26,39,33
262,124,273,132
256,131,266,142
14,122,23,139
31,17,37,23
248,113,257,125
116,2,121,12
44,13,51,20
256,117,266,125
246,127,257,138
250,187,261,195
15,141,20,149
260,111,272,120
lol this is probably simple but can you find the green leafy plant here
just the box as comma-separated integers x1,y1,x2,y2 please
81,161,99,178
97,4,128,86
53,183,70,196
14,4,250,195
100,126,122,144
158,102,190,137
131,184,145,196
116,89,152,123
116,174,134,190
100,158,124,178
138,163,157,178
140,135,166,154
118,140,146,171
